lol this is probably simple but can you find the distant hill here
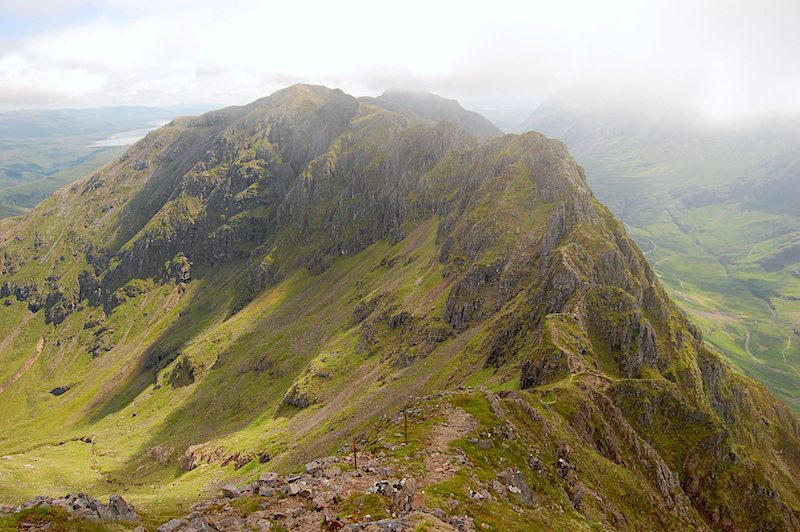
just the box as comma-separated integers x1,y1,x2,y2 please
735,146,800,218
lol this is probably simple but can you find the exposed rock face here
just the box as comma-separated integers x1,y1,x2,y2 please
179,443,253,471
498,467,537,507
166,252,191,283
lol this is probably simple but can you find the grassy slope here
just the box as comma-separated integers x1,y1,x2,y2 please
624,197,800,413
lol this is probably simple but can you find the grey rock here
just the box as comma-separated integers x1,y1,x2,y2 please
500,467,537,507
256,486,275,497
492,479,507,499
218,516,246,530
323,465,342,478
285,482,302,496
156,517,190,532
108,494,139,521
220,483,240,498
258,471,278,483
282,383,315,408
305,459,323,474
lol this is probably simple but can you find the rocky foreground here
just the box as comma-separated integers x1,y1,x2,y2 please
1,397,524,531
0,450,487,532
148,398,508,531
159,453,480,532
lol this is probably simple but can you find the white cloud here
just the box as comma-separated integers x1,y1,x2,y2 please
0,0,799,120
0,53,106,105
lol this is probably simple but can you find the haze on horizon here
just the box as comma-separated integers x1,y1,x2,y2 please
1,0,799,124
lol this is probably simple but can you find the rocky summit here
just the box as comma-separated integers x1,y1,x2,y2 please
1,84,800,531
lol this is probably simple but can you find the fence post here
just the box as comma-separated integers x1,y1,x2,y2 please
404,411,408,445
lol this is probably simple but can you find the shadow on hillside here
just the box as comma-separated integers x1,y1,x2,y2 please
85,253,359,485
97,249,389,486
87,264,246,424
93,225,458,491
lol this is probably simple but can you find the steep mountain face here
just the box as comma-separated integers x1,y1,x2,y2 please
1,85,800,531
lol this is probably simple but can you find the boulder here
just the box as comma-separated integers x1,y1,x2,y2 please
220,483,241,498
108,494,139,521
258,471,279,483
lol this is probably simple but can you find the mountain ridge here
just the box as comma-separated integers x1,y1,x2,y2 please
1,85,800,531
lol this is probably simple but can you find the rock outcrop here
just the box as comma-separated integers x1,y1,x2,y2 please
1,492,139,523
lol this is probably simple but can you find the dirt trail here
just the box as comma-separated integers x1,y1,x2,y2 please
687,308,766,367
779,329,797,376
0,337,44,395
421,404,478,487
636,234,658,256
548,323,590,375
729,318,758,364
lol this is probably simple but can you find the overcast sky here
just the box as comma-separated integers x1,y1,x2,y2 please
1,0,799,122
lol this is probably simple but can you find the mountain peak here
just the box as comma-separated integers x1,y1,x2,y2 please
360,87,503,140
262,82,346,104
